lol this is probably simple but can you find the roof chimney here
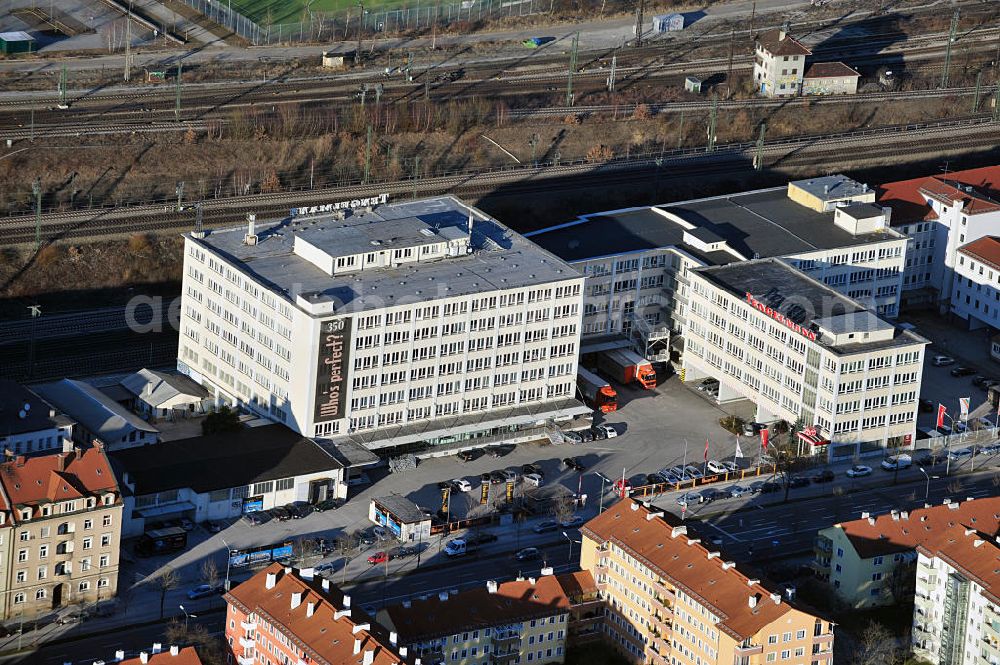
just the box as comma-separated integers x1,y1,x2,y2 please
265,572,277,589
528,577,536,585
747,579,760,586
646,511,664,521
722,561,736,570
630,502,639,511
486,580,499,594
291,591,304,610
343,594,351,608
748,594,758,608
244,213,258,246
306,602,315,618
139,654,149,664
770,593,781,605
399,647,408,658
363,651,375,665
335,608,352,620
352,623,371,634
540,566,554,577
671,526,687,538
322,578,331,592
299,567,314,581
115,651,126,662
707,551,720,559
354,639,362,655
687,539,701,546
389,631,398,646
170,646,180,656
152,644,163,654
438,591,449,601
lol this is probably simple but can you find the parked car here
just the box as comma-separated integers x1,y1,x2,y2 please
742,421,765,436
479,472,492,484
722,460,740,473
516,547,541,561
973,375,999,388
656,469,679,484
367,551,390,565
727,485,747,498
951,366,976,377
676,492,703,507
846,465,872,477
700,488,728,502
457,449,483,462
705,460,727,475
205,521,223,533
668,466,687,480
683,466,704,480
242,512,267,526
915,452,941,466
697,378,719,392
786,476,809,489
314,561,337,573
758,481,782,493
560,515,585,528
932,355,955,366
372,526,388,540
562,457,586,472
811,469,836,483
981,443,1000,455
579,429,595,443
451,478,473,492
522,463,544,477
187,584,223,600
314,498,344,512
270,507,292,522
489,470,506,484
500,469,518,483
179,519,195,532
286,502,313,519
392,545,419,559
597,424,619,438
486,445,515,458
589,426,607,441
523,473,544,486
948,447,975,461
918,398,935,413
563,431,583,444
533,520,560,534
881,454,912,471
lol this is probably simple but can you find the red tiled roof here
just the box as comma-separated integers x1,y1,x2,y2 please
0,446,118,521
804,62,860,79
958,236,1000,271
385,571,595,643
915,522,1000,605
120,646,203,665
225,564,406,665
756,29,811,56
878,165,1000,226
830,497,1000,560
582,499,803,640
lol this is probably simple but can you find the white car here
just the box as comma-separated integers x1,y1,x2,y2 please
931,355,954,366
451,478,473,492
880,454,912,471
522,473,543,487
846,465,872,478
705,460,727,475
722,461,740,473
597,424,619,438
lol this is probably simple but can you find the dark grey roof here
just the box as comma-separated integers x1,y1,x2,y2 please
692,259,926,353
528,187,899,264
373,495,427,523
110,424,341,494
120,368,209,407
0,380,70,437
34,379,157,442
839,203,885,219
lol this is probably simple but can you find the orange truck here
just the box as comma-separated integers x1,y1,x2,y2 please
598,349,657,390
577,367,618,413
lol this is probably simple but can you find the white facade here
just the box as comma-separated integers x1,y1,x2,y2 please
951,238,1000,330
753,30,810,97
177,197,587,449
683,259,926,459
911,541,1000,665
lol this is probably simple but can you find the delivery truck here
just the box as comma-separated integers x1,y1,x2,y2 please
598,348,657,390
577,367,618,413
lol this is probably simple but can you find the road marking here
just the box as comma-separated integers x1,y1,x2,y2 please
703,521,744,543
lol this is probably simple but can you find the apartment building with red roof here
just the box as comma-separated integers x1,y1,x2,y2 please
103,644,203,665
813,497,1000,608
878,165,1000,310
224,563,410,665
380,569,600,665
581,499,834,665
0,442,122,620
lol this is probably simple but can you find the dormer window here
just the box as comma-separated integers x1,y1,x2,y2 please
102,494,114,506
20,510,30,521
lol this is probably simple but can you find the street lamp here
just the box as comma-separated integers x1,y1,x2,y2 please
595,472,613,514
561,532,581,565
179,604,196,630
918,467,939,501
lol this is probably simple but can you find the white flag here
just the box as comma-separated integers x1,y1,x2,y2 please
734,436,744,459
960,397,970,419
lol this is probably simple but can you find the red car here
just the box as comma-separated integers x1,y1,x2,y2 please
367,551,389,565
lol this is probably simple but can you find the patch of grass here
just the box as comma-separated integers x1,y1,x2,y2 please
229,0,408,24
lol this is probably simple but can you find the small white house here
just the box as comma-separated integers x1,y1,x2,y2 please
120,368,210,419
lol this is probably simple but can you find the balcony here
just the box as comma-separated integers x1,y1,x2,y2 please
735,643,763,656
814,538,832,554
239,637,255,649
237,657,254,665
240,620,257,631
812,632,834,644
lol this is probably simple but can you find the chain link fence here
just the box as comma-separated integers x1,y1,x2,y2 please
180,0,544,46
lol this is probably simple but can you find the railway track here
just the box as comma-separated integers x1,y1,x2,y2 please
1,114,996,246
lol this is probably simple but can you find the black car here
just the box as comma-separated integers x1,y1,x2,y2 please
951,366,976,377
579,429,595,443
787,476,810,489
314,498,344,512
270,507,292,521
562,457,586,472
915,453,940,467
286,502,313,519
480,472,492,484
646,473,665,485
590,426,607,441
918,398,934,413
758,481,782,494
516,547,541,561
489,470,506,484
522,463,544,477
811,469,835,483
457,450,482,462
700,488,727,502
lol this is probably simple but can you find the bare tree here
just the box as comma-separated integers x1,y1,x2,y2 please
154,566,180,620
200,559,220,589
850,621,902,665
551,495,576,523
165,619,226,665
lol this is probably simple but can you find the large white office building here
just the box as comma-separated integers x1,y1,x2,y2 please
684,258,927,459
176,196,588,453
529,175,908,362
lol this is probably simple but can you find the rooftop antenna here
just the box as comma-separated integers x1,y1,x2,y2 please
244,213,258,246
467,209,474,237
191,202,205,239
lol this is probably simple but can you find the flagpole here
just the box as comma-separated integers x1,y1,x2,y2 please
682,439,689,482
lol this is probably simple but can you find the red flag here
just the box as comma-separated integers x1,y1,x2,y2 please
760,428,769,451
704,438,710,463
937,404,947,429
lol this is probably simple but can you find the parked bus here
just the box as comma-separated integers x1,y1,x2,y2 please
136,526,187,557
